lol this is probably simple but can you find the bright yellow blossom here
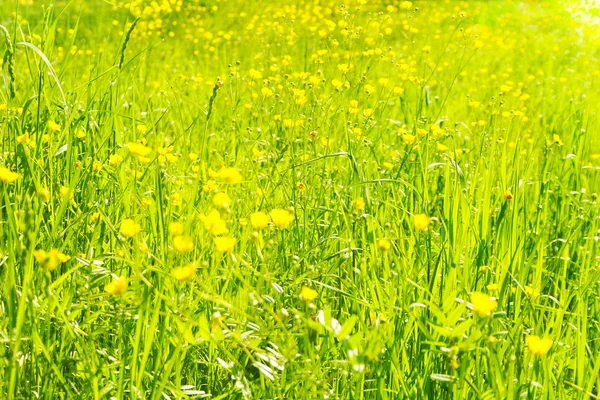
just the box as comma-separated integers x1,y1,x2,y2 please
413,214,430,231
199,209,229,235
105,276,128,295
470,292,497,316
301,286,318,302
120,219,141,238
0,167,19,184
169,221,185,236
173,235,194,253
525,335,553,356
173,265,196,281
217,167,243,184
214,236,237,253
250,211,271,229
270,209,294,229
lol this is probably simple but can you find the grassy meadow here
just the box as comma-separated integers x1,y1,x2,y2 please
2,0,600,398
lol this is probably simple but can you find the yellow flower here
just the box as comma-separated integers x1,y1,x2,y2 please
48,120,61,132
352,197,366,211
0,167,19,184
199,209,229,235
270,209,294,229
470,292,497,316
173,265,196,282
214,236,237,253
249,69,262,80
525,335,552,357
168,221,185,236
402,134,416,145
551,134,563,146
503,190,514,200
250,211,271,229
105,276,128,295
301,286,318,302
126,142,152,158
377,239,391,251
33,249,71,271
437,143,449,152
136,124,148,134
337,63,350,73
212,191,231,208
109,154,123,167
486,283,499,291
332,79,344,89
173,235,194,253
59,186,70,199
16,132,30,144
413,214,430,231
524,285,540,298
261,87,274,97
120,218,141,238
217,167,243,184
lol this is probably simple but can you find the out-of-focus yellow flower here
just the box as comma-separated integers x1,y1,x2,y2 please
105,276,128,295
212,191,231,208
524,285,540,298
402,134,416,145
486,283,499,291
525,335,552,356
126,142,152,158
136,124,147,134
261,87,274,97
377,239,391,251
109,154,123,167
120,219,141,238
217,167,243,184
0,167,19,184
470,292,497,316
270,209,294,229
353,197,365,210
249,69,262,80
250,211,271,229
413,214,430,231
173,235,194,253
199,209,229,235
301,286,318,302
16,132,30,144
214,236,237,253
173,265,196,281
169,221,185,236
48,120,61,132
34,249,71,271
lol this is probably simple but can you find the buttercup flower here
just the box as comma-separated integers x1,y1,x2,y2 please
105,276,128,295
525,335,553,356
250,211,271,229
173,265,196,281
120,219,141,238
270,209,294,229
214,236,237,253
470,292,497,316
